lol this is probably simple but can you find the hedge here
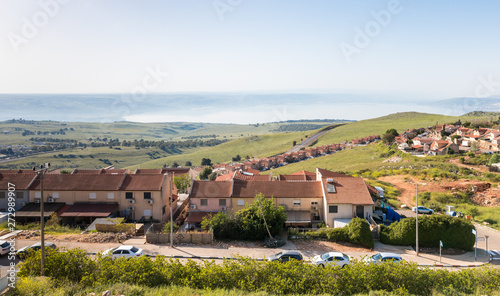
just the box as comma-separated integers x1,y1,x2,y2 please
296,218,374,248
17,249,500,296
380,215,475,251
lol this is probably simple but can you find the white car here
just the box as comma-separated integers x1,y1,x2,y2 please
0,241,11,256
103,245,144,259
364,252,402,264
311,252,351,268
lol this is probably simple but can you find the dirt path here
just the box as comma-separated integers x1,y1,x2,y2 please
379,175,448,207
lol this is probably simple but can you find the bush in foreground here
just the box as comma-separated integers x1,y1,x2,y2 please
380,215,475,251
17,248,500,295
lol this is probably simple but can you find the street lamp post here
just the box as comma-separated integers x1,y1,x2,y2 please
170,172,174,247
33,163,50,276
416,183,419,256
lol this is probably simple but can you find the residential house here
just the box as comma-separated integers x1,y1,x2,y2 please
0,171,36,211
189,168,374,228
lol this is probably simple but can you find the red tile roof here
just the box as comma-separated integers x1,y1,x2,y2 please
120,174,167,191
0,173,37,190
317,168,353,178
190,181,233,198
322,177,374,205
291,170,315,176
29,174,126,191
232,180,323,198
215,173,234,181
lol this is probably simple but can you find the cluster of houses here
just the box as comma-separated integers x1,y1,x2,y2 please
0,165,380,229
0,167,184,224
187,168,377,229
396,124,500,155
211,135,380,174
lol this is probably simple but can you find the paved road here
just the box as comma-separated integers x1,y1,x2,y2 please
286,129,330,154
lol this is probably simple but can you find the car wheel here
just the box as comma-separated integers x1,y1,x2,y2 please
319,264,324,268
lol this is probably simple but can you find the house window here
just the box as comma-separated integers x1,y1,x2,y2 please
237,199,245,206
200,199,208,206
35,192,41,199
52,192,59,199
18,192,24,199
144,192,152,200
125,192,133,199
293,200,301,206
219,199,226,206
162,205,166,215
0,192,5,199
329,205,338,213
107,193,115,199
89,192,96,199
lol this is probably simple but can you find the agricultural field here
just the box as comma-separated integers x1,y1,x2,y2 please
0,119,339,169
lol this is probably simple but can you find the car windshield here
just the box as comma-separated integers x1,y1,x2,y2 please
372,254,382,260
130,247,139,253
320,253,330,260
343,254,349,260
0,242,9,248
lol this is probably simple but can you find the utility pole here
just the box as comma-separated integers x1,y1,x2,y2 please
416,183,419,256
33,163,50,276
170,172,174,247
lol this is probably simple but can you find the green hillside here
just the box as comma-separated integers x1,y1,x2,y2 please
314,112,458,146
129,130,313,169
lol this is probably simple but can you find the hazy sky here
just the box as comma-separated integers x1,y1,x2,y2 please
1,0,500,99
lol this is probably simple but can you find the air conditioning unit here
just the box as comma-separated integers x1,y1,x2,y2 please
311,206,317,210
35,199,40,204
147,200,153,204
20,201,26,207
189,204,197,210
48,198,54,203
129,199,135,204
129,206,135,211
220,206,227,211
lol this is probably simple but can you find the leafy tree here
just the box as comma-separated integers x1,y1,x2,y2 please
198,167,213,180
292,140,297,146
203,193,286,240
446,146,455,155
174,174,191,193
459,156,465,164
208,172,218,181
385,129,398,136
201,158,212,166
232,155,241,162
382,133,396,144
488,153,500,166
185,160,192,166
470,142,479,153
172,162,179,168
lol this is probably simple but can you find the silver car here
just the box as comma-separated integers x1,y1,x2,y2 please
364,252,402,264
103,245,144,259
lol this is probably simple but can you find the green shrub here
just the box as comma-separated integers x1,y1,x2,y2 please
263,236,286,248
380,215,475,251
162,221,180,234
347,218,374,248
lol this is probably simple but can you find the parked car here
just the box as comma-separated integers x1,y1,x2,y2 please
103,245,144,259
311,252,351,268
16,242,57,259
364,252,402,264
0,241,11,256
267,250,303,262
412,206,434,214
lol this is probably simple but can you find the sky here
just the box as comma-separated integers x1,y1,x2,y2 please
1,0,500,123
